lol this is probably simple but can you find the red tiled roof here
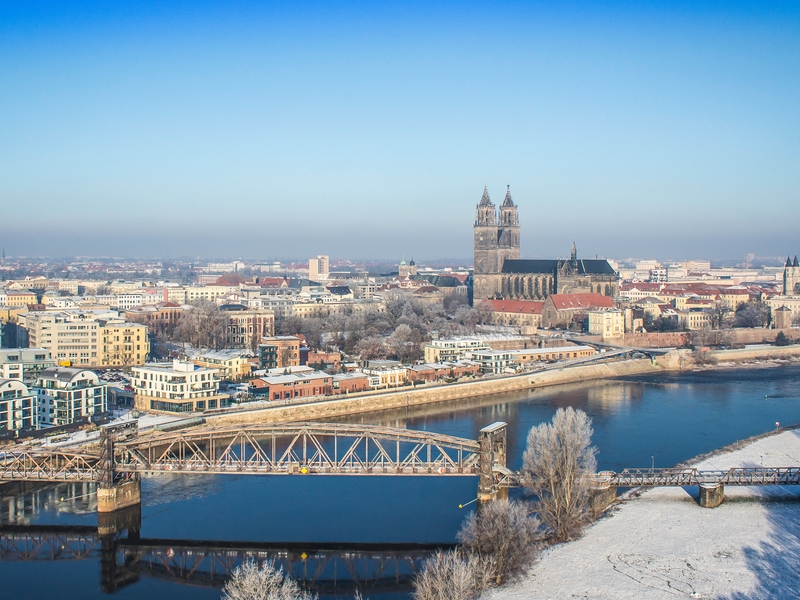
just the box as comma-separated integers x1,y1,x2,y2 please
548,293,615,311
480,299,544,314
620,282,662,291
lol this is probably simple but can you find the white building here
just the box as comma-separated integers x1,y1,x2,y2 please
33,367,108,427
0,379,38,432
588,310,625,339
130,359,224,413
308,255,330,281
117,293,144,310
423,338,491,363
0,348,55,382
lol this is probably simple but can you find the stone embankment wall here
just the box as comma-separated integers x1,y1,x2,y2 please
707,345,800,363
207,358,667,426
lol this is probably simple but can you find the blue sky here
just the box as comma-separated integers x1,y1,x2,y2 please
1,1,798,261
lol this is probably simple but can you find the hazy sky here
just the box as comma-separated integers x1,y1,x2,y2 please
1,2,798,261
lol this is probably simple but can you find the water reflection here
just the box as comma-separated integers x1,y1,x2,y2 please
0,506,436,597
0,482,97,525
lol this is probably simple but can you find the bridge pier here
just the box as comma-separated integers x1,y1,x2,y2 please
478,422,507,503
98,421,141,514
98,479,141,513
591,472,617,515
699,483,724,508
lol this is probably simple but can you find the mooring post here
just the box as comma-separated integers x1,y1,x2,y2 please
478,422,507,503
698,483,725,508
97,421,141,513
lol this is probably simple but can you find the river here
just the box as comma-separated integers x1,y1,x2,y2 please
2,365,800,599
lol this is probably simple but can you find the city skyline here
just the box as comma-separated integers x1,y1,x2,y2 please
1,2,799,259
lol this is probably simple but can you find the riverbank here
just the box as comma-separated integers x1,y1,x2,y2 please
203,345,800,426
205,356,664,425
489,427,800,600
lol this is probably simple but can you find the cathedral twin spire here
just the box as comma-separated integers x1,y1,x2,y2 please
476,185,518,226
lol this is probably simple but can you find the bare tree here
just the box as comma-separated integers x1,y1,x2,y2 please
521,407,598,542
457,499,543,583
355,336,388,360
734,301,771,328
413,550,494,600
221,560,315,600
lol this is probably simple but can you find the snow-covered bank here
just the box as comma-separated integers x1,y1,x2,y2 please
490,429,800,600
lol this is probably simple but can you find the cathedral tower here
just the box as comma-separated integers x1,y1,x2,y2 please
497,185,520,266
474,186,499,276
784,255,800,295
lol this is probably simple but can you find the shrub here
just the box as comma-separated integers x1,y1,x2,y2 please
222,560,316,600
775,331,792,346
413,549,495,600
457,499,543,583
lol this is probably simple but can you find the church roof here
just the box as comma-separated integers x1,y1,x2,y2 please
478,185,494,207
501,259,616,275
501,185,515,207
547,293,615,311
481,299,544,314
795,256,799,267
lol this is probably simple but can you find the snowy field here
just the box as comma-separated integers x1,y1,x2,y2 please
491,429,800,600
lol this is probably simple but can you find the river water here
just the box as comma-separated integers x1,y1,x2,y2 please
2,365,800,599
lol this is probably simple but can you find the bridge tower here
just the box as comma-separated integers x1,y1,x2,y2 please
477,422,508,502
97,421,141,513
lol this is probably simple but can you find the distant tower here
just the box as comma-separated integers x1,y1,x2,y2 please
497,185,520,266
474,186,499,276
570,240,577,262
784,255,800,295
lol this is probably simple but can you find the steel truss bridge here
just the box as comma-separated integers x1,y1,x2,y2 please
1,421,799,504
0,524,438,594
0,422,483,481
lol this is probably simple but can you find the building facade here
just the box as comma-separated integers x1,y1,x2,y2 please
472,186,618,303
0,379,37,432
131,360,225,413
0,348,54,382
34,367,108,427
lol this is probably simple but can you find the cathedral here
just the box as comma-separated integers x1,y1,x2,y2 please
472,186,619,303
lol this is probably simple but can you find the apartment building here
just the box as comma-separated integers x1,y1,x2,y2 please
222,305,275,346
21,311,103,366
99,320,150,366
19,311,148,367
1,290,38,307
117,293,144,310
0,379,38,432
131,359,225,413
588,310,625,339
423,338,491,363
34,367,108,427
190,349,251,381
258,336,301,370
0,348,54,382
250,371,333,400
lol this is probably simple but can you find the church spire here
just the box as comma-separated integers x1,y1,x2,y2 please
501,185,515,207
571,240,577,261
787,256,793,268
794,256,799,267
479,185,493,207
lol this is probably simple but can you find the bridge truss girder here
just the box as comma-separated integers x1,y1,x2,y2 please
114,423,482,477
